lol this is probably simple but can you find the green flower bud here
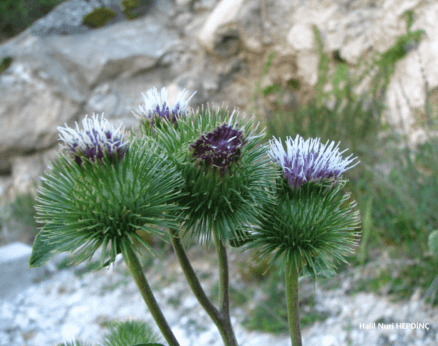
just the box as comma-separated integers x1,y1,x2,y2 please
29,114,185,271
146,103,277,245
245,135,362,281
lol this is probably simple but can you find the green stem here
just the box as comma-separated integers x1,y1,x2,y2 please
121,242,180,346
286,260,302,346
212,227,239,346
169,228,238,346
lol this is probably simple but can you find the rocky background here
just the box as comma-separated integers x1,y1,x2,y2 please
1,0,438,345
1,0,438,207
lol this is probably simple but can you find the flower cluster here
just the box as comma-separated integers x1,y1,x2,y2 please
57,113,128,166
268,135,360,189
189,122,247,178
30,85,362,346
132,87,197,125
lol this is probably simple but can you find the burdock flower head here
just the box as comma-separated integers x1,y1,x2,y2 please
268,135,360,190
189,122,247,178
132,87,197,130
29,114,185,271
58,113,128,166
245,134,362,280
148,103,276,244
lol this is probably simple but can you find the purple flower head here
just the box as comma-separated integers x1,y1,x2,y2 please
190,121,247,178
268,135,360,189
57,113,128,166
132,87,197,126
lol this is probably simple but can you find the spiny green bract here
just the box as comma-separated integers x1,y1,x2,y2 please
29,137,185,271
82,7,116,29
52,319,163,346
54,341,94,346
142,103,277,245
101,319,163,346
245,177,361,282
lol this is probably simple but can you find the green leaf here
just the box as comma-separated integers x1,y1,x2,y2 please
28,229,72,268
132,344,165,346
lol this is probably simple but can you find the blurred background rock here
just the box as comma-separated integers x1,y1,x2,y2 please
1,0,438,328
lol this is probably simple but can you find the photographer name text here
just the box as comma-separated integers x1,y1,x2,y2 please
359,322,430,331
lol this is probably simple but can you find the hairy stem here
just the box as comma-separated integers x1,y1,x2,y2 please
286,260,302,346
212,227,239,346
169,228,238,346
122,242,180,346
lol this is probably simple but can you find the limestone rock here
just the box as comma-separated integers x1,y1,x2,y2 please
1,0,438,202
28,0,127,37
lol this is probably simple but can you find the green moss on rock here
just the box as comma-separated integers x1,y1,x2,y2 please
0,56,12,75
120,0,142,20
82,7,116,29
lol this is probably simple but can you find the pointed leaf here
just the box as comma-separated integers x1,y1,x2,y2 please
28,229,71,268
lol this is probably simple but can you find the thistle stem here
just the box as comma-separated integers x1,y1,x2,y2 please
169,228,238,346
285,260,302,346
122,242,180,346
212,227,239,346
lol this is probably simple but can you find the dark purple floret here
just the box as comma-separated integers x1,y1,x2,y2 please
190,124,247,177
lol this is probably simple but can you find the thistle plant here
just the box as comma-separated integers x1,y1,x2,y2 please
243,135,362,346
133,88,277,346
28,113,185,346
100,319,164,346
28,85,361,346
55,319,164,346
